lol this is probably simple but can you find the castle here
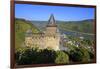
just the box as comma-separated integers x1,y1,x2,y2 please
25,14,61,50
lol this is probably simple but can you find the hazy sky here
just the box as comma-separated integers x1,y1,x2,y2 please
15,4,95,21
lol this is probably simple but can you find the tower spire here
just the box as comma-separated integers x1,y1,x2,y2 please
47,14,57,27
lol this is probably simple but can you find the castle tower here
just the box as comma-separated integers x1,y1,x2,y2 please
45,14,60,50
46,14,57,35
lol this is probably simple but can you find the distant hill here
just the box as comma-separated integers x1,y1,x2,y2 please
15,18,40,50
58,19,95,34
31,19,95,34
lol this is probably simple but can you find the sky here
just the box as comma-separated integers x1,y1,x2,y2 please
15,4,95,21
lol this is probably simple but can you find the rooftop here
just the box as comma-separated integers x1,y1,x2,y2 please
47,14,57,27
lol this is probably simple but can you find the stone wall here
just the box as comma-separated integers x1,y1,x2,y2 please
25,33,60,50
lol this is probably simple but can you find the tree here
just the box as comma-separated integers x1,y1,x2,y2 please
55,51,69,64
36,48,56,64
69,48,83,62
80,47,90,62
69,47,90,63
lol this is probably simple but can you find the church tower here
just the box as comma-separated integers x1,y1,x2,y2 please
46,14,57,35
